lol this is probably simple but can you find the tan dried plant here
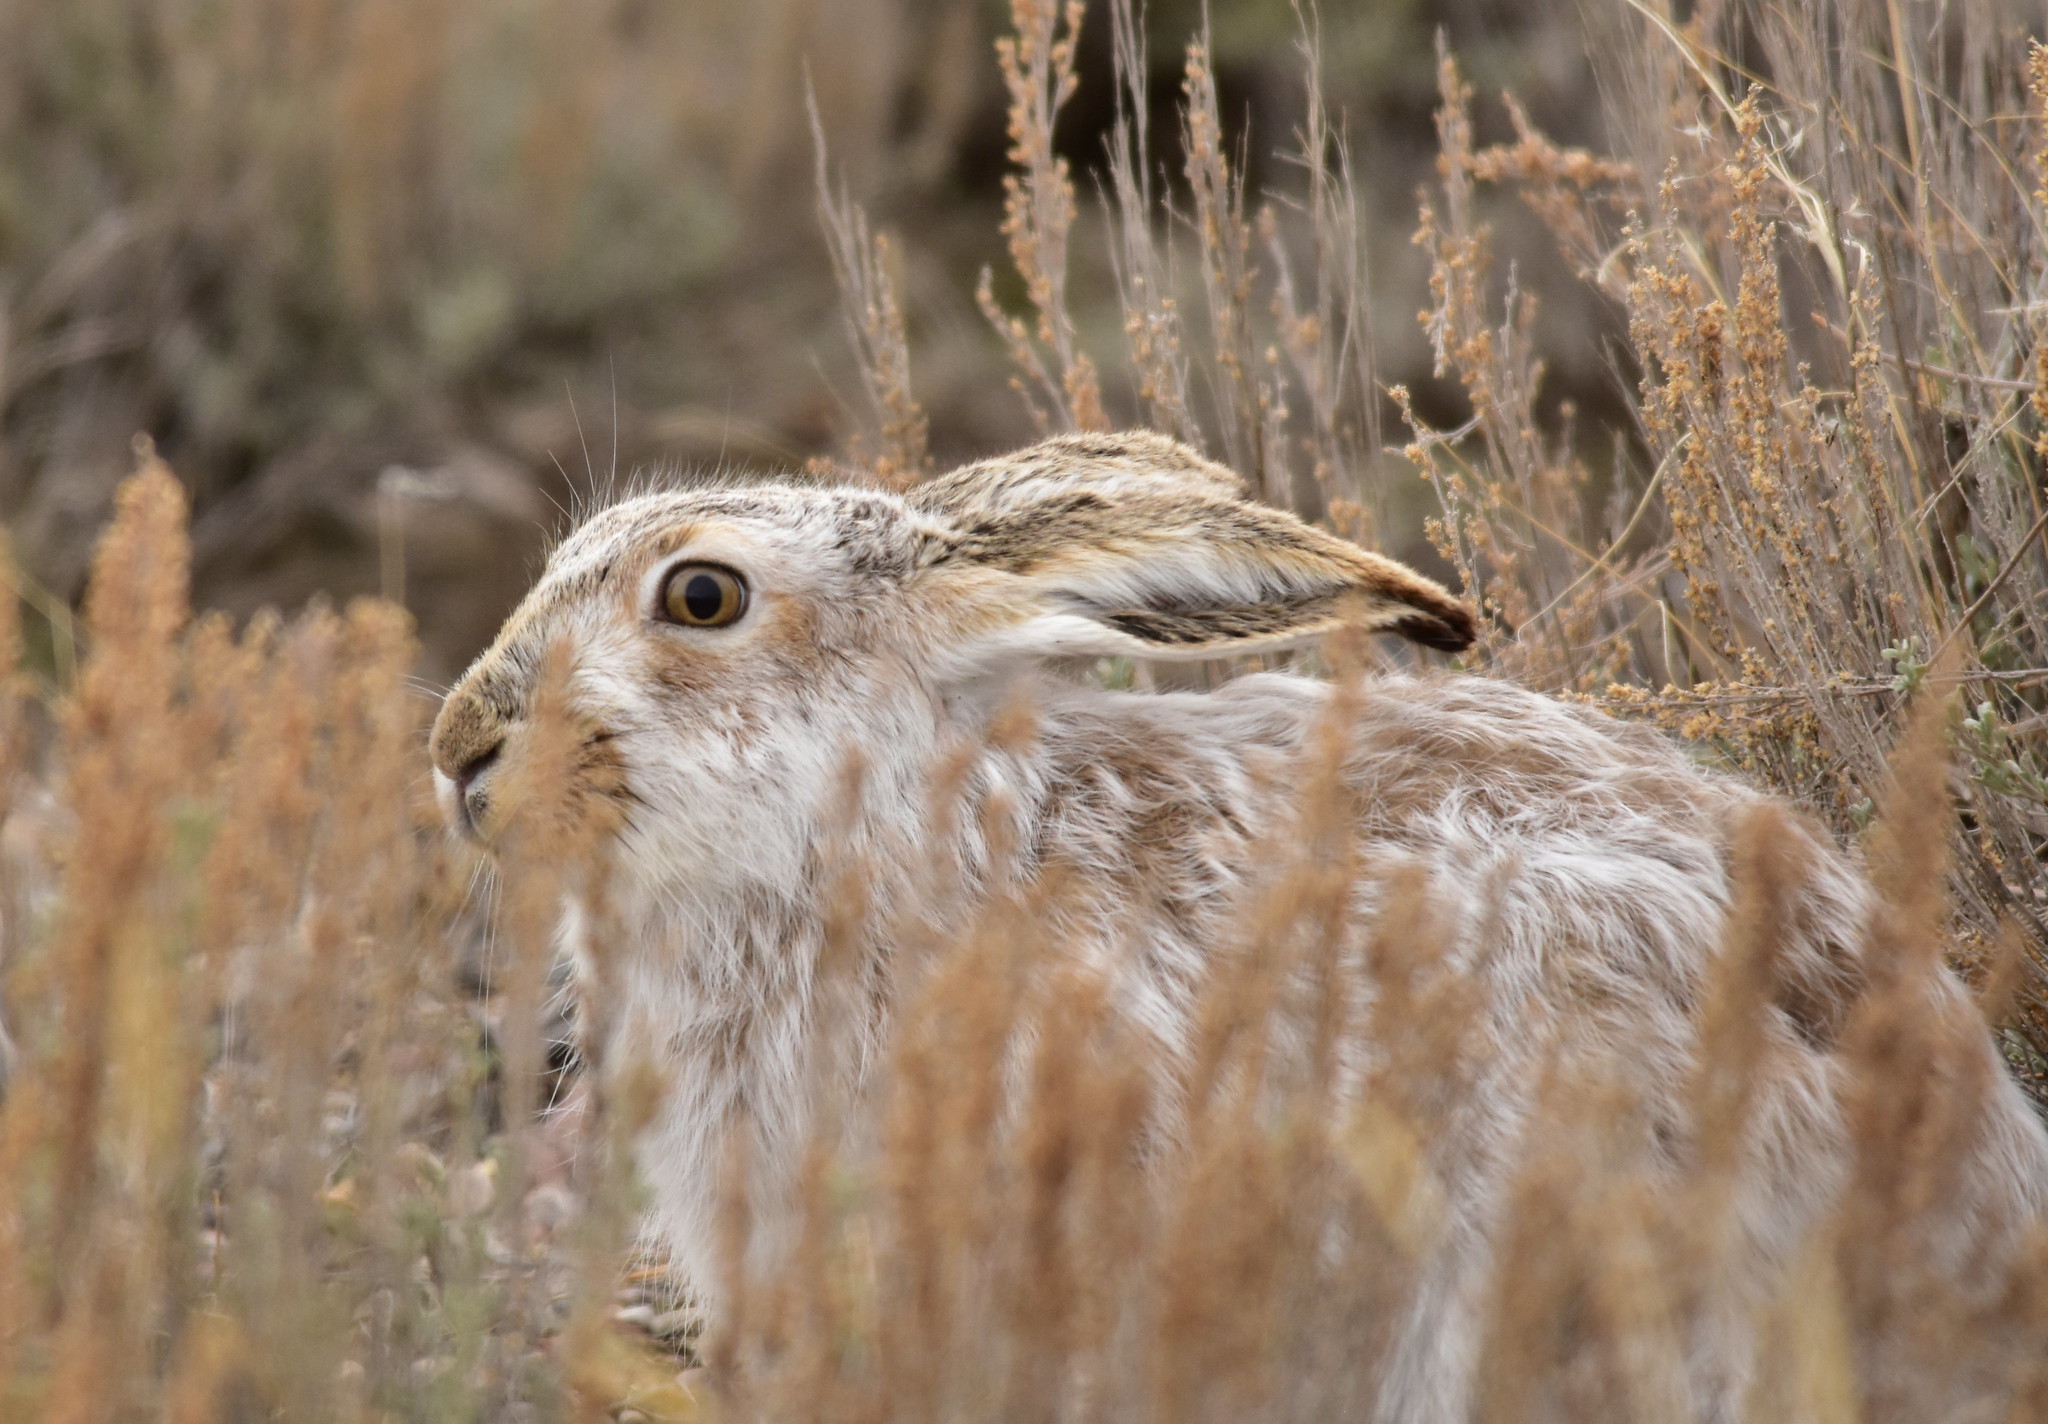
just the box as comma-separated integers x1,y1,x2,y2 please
1392,2,2048,1068
0,454,681,1422
974,0,1108,435
822,0,2048,1079
13,0,2048,1419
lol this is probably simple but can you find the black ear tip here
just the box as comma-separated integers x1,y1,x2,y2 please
1394,602,1478,653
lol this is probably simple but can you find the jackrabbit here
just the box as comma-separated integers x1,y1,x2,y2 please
431,431,2048,1419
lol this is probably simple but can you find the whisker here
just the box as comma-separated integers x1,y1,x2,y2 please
543,488,573,533
567,379,597,494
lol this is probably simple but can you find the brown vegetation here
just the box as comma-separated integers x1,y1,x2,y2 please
5,0,2048,1418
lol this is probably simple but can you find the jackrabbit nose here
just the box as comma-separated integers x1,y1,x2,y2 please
450,741,502,835
453,742,501,798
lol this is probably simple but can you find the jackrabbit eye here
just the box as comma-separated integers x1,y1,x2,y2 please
660,563,748,628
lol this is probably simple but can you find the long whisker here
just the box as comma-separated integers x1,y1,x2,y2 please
567,379,596,492
476,864,502,1011
538,479,574,530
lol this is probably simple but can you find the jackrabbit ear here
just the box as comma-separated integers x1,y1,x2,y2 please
910,432,1476,670
909,430,1250,519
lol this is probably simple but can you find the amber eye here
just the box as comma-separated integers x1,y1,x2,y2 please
659,563,748,627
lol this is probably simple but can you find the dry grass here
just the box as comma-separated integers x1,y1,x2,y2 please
1399,0,2048,1069
831,0,2048,1066
5,0,2048,1418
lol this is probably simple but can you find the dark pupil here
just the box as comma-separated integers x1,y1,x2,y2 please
682,573,725,621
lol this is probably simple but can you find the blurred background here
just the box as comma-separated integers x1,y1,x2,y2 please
0,0,1613,680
